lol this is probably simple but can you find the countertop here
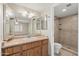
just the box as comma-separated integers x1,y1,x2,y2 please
2,36,48,48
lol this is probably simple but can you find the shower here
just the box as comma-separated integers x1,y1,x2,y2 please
54,3,78,56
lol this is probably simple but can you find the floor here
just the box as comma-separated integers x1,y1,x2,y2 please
60,48,77,56
54,48,77,56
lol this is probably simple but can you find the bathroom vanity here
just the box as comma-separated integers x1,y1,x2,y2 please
2,36,48,56
2,4,48,56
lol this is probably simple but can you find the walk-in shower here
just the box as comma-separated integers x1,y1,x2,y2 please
54,3,78,56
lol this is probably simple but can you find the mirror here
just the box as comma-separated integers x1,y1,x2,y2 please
3,4,47,41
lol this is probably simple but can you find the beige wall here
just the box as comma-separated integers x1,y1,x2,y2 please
54,17,60,42
60,15,78,51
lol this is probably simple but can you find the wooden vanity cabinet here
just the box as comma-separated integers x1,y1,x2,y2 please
2,39,48,56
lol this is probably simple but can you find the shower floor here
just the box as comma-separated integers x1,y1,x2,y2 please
60,46,78,56
54,47,77,56
60,48,77,56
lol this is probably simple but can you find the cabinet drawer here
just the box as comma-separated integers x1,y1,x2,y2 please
11,53,21,56
13,46,21,53
3,47,13,55
26,49,33,56
22,50,27,56
31,41,41,47
22,43,31,50
42,39,48,44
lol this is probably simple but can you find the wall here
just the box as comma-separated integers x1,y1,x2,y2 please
54,17,60,42
59,15,78,52
45,4,59,56
0,4,3,56
47,7,54,56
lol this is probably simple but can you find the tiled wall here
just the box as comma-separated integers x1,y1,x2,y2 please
54,17,60,42
54,14,78,52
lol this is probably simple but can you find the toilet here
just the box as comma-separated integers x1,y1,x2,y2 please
54,42,62,54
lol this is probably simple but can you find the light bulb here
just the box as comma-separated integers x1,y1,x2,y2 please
15,21,18,24
62,9,67,12
28,13,34,18
22,11,28,17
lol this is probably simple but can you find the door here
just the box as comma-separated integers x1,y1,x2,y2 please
42,44,48,56
32,46,41,56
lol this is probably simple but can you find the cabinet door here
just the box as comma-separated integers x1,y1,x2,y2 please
31,41,41,48
2,47,13,56
26,49,33,56
42,44,48,56
13,46,21,53
32,46,41,56
42,39,48,44
22,43,31,50
26,46,41,56
22,50,27,56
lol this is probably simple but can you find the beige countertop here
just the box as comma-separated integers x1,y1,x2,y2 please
2,36,48,48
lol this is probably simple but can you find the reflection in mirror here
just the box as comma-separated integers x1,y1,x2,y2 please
3,4,48,41
41,16,47,30
36,16,47,30
3,4,15,41
36,18,41,30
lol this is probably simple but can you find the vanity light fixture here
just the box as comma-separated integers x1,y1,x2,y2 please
6,12,14,17
22,11,28,17
62,9,67,12
15,18,19,24
6,14,9,17
18,10,28,17
15,21,18,24
44,16,47,21
28,13,34,18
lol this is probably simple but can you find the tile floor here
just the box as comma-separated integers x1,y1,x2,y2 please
54,48,77,56
60,48,77,56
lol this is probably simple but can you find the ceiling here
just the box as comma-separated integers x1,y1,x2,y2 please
7,3,78,18
7,3,58,16
6,3,59,23
54,3,78,18
15,3,59,12
6,3,59,19
6,3,59,16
